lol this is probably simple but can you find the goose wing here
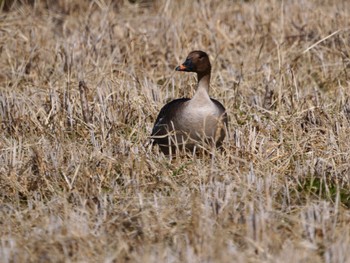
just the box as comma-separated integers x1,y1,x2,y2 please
151,98,190,145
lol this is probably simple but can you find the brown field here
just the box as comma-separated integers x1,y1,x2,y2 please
1,0,350,262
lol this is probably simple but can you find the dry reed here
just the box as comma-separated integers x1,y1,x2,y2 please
1,0,350,262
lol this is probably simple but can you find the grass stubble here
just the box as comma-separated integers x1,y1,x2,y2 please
0,0,350,262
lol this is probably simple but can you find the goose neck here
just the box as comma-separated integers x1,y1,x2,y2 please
197,73,211,92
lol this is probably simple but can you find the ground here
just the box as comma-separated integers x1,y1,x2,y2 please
1,0,350,262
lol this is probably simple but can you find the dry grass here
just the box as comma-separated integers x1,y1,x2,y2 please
1,0,350,262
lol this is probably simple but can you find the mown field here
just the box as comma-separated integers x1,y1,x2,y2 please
1,0,350,262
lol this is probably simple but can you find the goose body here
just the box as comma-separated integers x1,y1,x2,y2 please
151,50,227,155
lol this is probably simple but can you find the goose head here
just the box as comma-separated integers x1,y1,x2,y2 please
176,50,211,76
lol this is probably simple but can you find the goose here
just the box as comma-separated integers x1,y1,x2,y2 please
151,50,227,155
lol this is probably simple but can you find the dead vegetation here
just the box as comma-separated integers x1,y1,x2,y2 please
0,0,350,262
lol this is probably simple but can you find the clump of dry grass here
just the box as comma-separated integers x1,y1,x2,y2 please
1,0,350,262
